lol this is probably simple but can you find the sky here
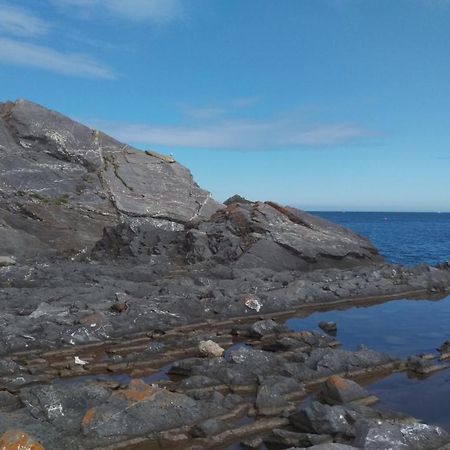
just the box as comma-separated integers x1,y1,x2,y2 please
1,0,450,212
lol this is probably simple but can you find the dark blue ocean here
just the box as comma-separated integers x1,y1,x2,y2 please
312,211,450,266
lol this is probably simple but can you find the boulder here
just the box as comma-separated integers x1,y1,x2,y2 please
198,340,225,358
353,419,450,450
319,321,338,334
290,401,354,437
248,319,286,338
319,376,377,406
255,375,303,415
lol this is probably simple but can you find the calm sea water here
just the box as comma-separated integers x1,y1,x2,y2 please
312,211,450,266
287,212,450,429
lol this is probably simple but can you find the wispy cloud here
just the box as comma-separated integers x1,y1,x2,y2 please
55,0,183,24
0,38,115,79
0,2,49,37
180,97,261,121
95,116,372,150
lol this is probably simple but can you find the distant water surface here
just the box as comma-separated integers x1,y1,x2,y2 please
311,211,450,266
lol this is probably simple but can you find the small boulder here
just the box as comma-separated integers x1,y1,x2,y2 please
319,321,337,334
319,375,377,406
290,401,353,437
191,418,227,437
354,421,409,450
248,319,286,338
256,375,303,415
198,340,224,358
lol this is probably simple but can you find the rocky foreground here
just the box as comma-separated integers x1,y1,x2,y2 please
0,100,450,449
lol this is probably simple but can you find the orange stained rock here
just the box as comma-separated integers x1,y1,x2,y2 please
0,430,44,450
81,408,96,427
327,375,350,390
118,379,156,403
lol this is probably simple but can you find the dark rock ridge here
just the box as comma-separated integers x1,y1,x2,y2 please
94,200,382,271
0,99,221,260
0,99,381,270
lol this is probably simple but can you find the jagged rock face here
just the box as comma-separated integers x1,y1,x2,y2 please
0,99,221,259
95,200,382,271
187,201,382,270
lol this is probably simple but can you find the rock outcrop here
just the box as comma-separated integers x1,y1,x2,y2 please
0,99,383,271
0,99,220,259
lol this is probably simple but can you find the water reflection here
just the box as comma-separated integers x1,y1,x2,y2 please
367,370,450,431
286,295,450,358
286,294,450,430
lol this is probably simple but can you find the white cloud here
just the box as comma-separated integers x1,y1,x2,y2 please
55,0,183,24
0,2,49,37
95,116,372,150
180,97,261,121
0,38,115,79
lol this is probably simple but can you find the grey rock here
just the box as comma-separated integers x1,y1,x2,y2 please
401,422,450,449
191,418,227,437
319,376,375,405
319,321,338,334
354,421,450,450
255,375,303,415
290,401,354,436
248,319,287,338
354,421,410,450
189,201,382,271
198,340,224,358
0,99,221,260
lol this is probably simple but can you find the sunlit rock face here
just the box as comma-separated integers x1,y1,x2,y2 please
0,99,221,259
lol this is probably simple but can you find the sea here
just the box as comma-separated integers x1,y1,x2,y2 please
313,211,450,266
286,212,450,430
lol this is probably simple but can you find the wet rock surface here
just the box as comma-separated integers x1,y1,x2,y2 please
0,101,450,448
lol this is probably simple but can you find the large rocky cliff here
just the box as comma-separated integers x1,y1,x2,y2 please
0,99,380,270
0,99,221,259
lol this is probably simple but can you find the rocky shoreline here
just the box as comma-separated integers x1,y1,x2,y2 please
1,100,450,449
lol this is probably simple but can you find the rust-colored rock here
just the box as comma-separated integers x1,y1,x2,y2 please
0,430,44,450
118,379,156,403
319,375,376,406
327,375,351,391
81,407,96,428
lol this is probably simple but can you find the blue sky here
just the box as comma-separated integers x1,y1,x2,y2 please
1,0,450,211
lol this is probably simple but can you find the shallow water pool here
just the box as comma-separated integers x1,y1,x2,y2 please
286,294,450,358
